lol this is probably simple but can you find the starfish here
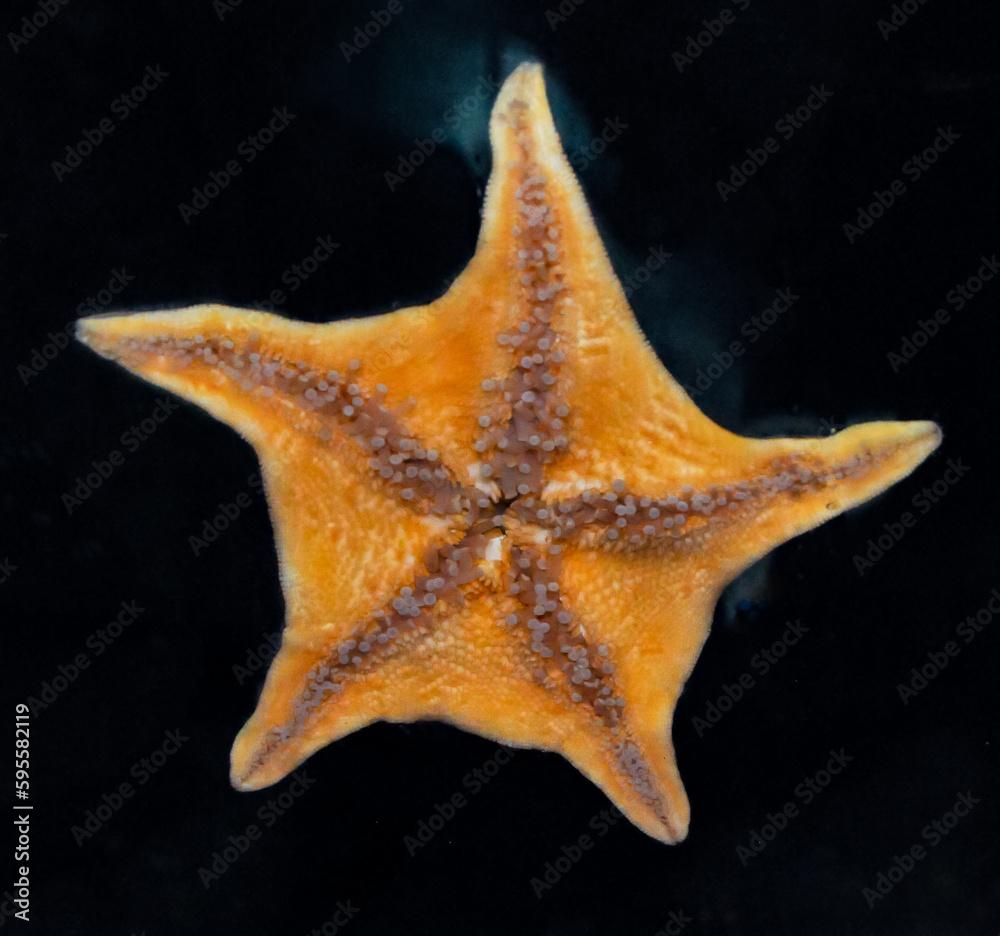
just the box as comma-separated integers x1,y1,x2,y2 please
77,63,940,844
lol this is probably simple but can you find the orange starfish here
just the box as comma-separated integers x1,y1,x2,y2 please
77,63,940,844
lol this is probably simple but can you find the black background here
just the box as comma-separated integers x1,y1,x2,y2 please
2,1,998,933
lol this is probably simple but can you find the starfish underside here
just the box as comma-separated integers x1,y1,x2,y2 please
78,64,939,843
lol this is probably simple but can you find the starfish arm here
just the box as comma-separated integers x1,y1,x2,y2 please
707,419,943,579
551,545,718,843
77,303,516,483
544,418,942,569
471,62,632,332
467,62,610,289
453,63,733,497
227,587,486,792
406,591,692,844
445,544,694,843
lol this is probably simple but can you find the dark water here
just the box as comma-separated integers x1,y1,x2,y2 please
2,1,997,933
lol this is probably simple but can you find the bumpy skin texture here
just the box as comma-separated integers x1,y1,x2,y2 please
77,63,940,844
